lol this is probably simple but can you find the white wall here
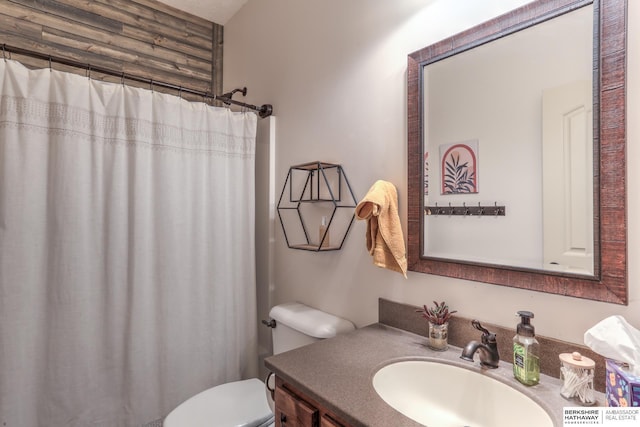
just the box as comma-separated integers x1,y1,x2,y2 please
225,0,640,348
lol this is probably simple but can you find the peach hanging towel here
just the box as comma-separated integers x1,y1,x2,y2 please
355,180,407,278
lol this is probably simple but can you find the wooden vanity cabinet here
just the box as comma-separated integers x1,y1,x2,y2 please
274,376,350,427
319,414,345,427
274,385,317,427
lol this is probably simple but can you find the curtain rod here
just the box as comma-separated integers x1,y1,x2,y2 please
1,44,273,118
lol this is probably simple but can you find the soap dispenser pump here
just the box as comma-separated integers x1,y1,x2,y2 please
513,311,540,385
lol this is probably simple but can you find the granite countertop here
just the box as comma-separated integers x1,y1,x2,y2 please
265,323,604,427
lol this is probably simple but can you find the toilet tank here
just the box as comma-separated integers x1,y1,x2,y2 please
269,302,355,354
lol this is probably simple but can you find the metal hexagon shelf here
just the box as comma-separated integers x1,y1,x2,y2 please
277,161,357,251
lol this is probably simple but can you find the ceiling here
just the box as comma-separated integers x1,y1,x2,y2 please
156,0,248,25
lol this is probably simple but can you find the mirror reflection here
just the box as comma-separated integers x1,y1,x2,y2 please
422,4,594,275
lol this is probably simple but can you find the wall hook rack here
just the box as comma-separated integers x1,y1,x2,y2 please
425,202,505,217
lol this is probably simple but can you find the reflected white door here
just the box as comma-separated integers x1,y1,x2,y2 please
542,81,593,273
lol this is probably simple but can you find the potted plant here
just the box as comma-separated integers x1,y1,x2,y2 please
416,301,457,351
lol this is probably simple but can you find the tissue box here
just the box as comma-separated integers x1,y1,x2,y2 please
606,359,640,407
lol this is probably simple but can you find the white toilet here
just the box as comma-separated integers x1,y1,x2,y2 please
163,302,356,427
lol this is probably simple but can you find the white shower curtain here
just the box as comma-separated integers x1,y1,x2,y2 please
0,59,258,426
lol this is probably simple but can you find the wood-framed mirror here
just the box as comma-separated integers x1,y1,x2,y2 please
407,0,627,304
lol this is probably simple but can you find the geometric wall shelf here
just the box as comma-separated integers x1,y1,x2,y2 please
277,161,357,251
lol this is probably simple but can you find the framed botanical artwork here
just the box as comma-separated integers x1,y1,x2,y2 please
440,140,478,194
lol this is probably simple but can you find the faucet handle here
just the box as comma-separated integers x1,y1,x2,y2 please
472,320,497,343
471,319,489,334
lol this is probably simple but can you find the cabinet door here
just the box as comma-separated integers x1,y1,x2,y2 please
275,385,319,427
320,414,344,427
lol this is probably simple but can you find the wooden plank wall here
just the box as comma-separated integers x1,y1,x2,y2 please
0,0,223,99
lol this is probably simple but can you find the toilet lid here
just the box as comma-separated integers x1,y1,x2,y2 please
164,378,274,427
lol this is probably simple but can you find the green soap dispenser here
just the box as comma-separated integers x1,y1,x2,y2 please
513,311,540,385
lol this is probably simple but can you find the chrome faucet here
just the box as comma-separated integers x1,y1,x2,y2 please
460,320,500,369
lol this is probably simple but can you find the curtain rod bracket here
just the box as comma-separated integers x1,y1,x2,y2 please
258,104,273,118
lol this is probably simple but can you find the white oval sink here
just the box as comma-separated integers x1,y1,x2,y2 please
372,360,553,427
